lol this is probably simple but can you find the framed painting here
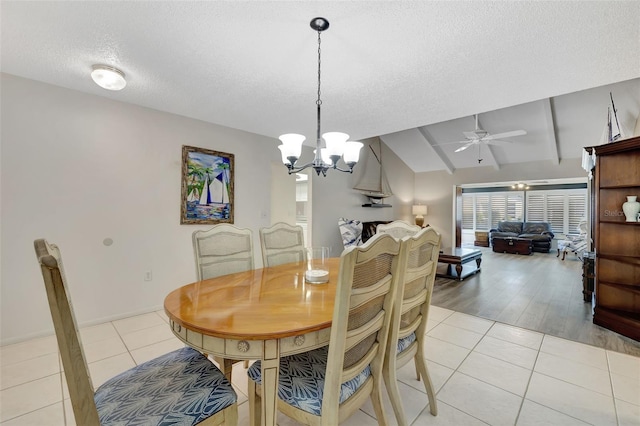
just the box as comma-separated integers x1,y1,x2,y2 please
181,145,234,224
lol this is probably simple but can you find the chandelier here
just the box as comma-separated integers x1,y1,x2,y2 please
277,17,363,176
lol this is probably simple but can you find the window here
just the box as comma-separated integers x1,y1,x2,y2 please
525,189,587,235
462,191,524,231
463,187,586,234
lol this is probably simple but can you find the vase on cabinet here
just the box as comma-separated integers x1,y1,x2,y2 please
622,196,640,222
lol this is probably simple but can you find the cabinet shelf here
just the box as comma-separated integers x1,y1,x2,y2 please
598,220,640,225
598,185,640,189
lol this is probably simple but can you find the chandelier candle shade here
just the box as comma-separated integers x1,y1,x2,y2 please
278,18,363,176
412,204,428,227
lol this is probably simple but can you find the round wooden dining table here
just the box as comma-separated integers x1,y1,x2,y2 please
164,258,340,426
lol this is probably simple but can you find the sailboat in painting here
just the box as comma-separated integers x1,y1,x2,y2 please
198,172,230,205
353,143,393,207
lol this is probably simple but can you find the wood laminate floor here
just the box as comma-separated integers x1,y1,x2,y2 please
431,246,640,357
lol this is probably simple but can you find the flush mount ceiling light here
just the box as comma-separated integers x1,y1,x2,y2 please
91,64,126,91
277,17,363,177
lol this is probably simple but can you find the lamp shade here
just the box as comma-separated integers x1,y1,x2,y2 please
343,141,364,163
412,205,427,216
278,134,305,161
322,132,349,157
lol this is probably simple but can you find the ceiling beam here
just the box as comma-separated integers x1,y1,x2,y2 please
542,98,560,165
417,127,455,174
476,117,500,171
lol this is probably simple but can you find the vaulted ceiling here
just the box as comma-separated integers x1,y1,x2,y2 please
2,1,639,173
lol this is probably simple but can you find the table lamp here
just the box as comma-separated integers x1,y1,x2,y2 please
412,204,427,227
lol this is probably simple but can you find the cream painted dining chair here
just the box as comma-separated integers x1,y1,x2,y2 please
383,227,442,425
247,232,409,425
34,239,238,426
259,222,306,267
192,224,255,374
193,224,255,280
376,220,422,240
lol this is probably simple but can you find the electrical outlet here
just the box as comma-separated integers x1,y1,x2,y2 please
144,270,152,281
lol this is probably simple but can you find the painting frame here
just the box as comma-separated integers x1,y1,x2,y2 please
180,145,235,225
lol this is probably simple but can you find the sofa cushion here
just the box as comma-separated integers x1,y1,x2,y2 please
497,221,524,234
490,231,520,239
522,222,552,235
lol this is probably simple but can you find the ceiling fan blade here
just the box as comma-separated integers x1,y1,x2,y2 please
484,139,513,146
455,142,474,153
432,140,471,146
484,130,526,140
463,131,481,140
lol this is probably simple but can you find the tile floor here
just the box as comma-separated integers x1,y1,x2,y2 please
1,307,638,425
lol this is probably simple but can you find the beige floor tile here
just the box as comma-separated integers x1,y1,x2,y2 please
88,352,136,388
458,351,532,396
616,398,640,426
119,323,176,351
361,378,429,425
428,306,455,323
129,338,185,365
0,374,62,422
155,310,169,323
112,312,166,334
474,335,538,370
534,351,613,396
82,336,128,364
540,335,608,371
411,400,488,425
0,402,65,426
79,322,119,344
438,372,522,425
0,352,60,390
516,399,590,425
396,358,454,394
525,372,617,426
608,350,640,377
443,312,494,334
486,322,543,350
230,360,251,400
0,335,58,366
424,336,471,370
427,323,484,349
611,372,640,406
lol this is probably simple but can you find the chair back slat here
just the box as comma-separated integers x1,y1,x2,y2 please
34,239,101,426
193,224,254,280
259,222,306,267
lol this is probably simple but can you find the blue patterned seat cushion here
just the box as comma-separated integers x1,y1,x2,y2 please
95,347,236,426
247,346,371,416
397,332,417,354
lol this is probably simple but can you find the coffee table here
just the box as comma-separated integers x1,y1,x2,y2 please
436,247,482,280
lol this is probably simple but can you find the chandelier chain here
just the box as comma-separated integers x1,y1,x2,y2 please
316,29,322,107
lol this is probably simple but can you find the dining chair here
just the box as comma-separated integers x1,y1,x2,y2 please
246,232,408,425
376,220,422,240
34,239,238,426
259,222,306,267
192,224,254,374
383,227,442,425
192,223,254,280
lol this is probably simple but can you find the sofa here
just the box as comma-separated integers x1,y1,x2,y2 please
489,221,555,253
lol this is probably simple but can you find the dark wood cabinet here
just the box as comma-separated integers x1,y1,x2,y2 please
586,136,640,341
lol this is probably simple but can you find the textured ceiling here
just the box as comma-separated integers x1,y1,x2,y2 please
2,1,639,173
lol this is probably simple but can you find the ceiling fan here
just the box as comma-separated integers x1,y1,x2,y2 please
439,114,527,161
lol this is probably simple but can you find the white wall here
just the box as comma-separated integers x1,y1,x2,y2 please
0,75,418,344
414,158,587,248
0,74,279,344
